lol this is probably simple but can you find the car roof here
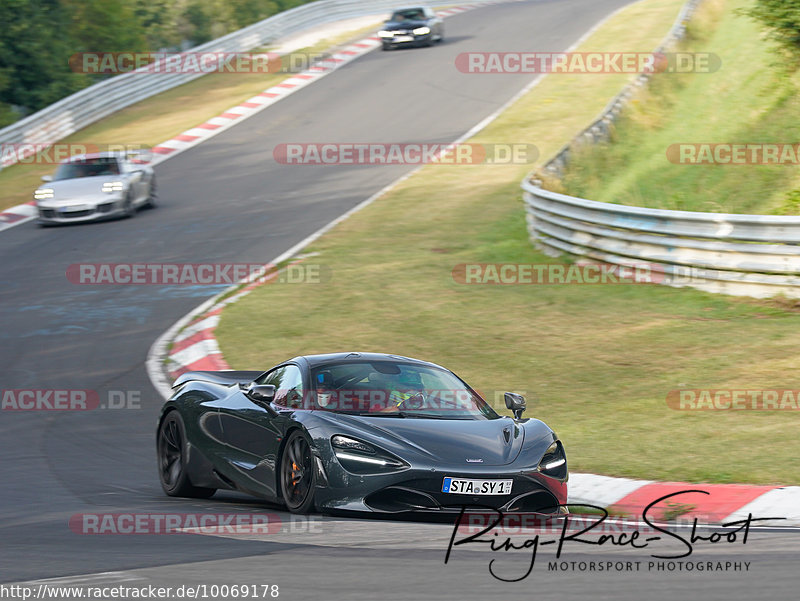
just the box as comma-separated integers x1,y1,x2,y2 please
392,6,429,12
291,352,446,371
61,151,128,163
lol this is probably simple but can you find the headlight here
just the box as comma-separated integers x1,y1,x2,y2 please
413,26,430,35
538,441,567,478
331,435,376,454
378,30,393,38
34,188,54,200
331,435,408,474
102,181,124,193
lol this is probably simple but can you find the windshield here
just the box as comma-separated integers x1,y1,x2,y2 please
389,9,425,22
310,361,499,420
54,158,120,180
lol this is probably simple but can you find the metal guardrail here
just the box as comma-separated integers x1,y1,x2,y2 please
522,0,800,299
523,183,800,299
0,0,404,168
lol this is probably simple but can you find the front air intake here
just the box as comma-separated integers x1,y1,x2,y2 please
365,487,440,512
504,490,560,514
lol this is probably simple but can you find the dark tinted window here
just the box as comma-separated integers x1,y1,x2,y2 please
258,365,304,408
390,8,426,21
54,158,120,180
310,361,498,419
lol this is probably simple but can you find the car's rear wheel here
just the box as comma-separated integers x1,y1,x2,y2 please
157,411,216,498
280,430,316,513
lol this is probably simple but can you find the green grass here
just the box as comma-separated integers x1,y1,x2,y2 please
558,0,800,215
0,22,382,212
214,0,800,486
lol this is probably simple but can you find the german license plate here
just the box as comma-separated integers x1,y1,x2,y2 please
442,477,513,495
394,35,414,42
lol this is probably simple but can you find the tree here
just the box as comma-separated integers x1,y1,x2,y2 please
745,0,800,58
63,0,147,54
130,0,183,50
0,0,319,127
0,0,86,118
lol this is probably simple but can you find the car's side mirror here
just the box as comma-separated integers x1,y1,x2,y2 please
41,175,52,182
245,384,276,406
504,392,526,420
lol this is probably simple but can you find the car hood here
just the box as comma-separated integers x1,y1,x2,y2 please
41,175,126,198
312,413,526,466
383,19,428,30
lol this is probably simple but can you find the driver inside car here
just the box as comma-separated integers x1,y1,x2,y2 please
315,371,336,409
369,370,426,413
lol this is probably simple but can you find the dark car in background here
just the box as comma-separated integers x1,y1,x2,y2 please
157,352,568,515
378,6,444,50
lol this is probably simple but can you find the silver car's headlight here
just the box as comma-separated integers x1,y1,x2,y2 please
34,188,54,200
102,181,124,193
413,26,431,35
378,30,393,38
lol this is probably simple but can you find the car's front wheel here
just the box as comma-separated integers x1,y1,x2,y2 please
145,175,157,209
157,411,216,498
280,430,316,513
122,191,136,218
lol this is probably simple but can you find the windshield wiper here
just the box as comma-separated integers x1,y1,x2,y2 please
336,411,473,419
345,411,407,418
406,414,469,419
354,411,471,419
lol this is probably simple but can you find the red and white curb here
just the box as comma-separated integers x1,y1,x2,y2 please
145,2,496,165
0,201,37,232
568,473,800,526
163,264,300,378
165,309,230,376
0,2,497,234
144,39,385,166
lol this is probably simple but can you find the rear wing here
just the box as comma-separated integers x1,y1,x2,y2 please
172,370,264,388
126,148,153,164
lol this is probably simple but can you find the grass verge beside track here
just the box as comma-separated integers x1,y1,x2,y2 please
215,0,800,485
559,0,800,214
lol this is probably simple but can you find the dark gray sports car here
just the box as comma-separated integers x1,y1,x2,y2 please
157,352,568,514
378,6,444,50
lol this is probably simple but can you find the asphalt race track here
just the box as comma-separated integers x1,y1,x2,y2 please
1,1,798,598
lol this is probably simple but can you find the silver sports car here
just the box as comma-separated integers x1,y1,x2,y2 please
34,152,156,225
